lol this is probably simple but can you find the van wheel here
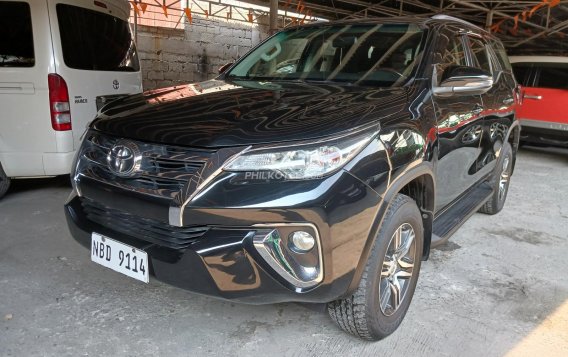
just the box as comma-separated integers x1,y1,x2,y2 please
327,194,423,340
0,163,10,199
479,142,513,215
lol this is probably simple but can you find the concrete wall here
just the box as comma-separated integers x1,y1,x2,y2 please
136,17,269,90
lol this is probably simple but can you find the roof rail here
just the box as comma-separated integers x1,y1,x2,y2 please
430,14,482,29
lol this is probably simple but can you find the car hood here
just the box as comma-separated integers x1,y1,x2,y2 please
91,79,408,148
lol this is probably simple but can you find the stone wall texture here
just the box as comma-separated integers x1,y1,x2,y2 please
136,17,269,90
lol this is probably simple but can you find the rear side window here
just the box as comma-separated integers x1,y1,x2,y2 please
536,63,568,90
0,1,34,67
56,4,139,71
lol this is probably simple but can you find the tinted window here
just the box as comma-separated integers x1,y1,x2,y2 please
469,38,491,73
227,24,425,87
440,35,467,65
56,4,139,71
492,40,512,72
436,34,467,82
0,2,34,67
536,63,568,90
512,64,533,86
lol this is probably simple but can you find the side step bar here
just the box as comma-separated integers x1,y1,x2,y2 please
431,182,493,248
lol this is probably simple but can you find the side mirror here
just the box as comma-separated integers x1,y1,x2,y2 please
218,62,233,74
433,65,493,97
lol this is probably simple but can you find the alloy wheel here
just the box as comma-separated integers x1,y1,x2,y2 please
379,223,416,316
499,156,511,201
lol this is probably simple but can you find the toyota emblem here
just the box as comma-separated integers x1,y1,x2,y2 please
107,141,141,177
113,79,120,90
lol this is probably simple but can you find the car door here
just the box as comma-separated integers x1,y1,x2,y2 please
520,61,568,127
0,0,55,177
432,28,486,212
467,36,516,178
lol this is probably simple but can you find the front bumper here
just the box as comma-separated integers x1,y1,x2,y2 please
65,169,384,304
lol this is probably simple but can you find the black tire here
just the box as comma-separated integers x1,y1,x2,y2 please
327,194,424,341
479,142,513,215
0,162,10,199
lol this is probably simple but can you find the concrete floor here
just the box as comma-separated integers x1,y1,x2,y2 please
1,146,567,357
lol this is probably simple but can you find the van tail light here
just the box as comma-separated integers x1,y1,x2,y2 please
48,73,72,131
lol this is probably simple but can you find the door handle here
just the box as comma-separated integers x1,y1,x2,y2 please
524,94,542,100
0,82,35,94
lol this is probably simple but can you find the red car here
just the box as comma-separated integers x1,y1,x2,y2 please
510,56,568,147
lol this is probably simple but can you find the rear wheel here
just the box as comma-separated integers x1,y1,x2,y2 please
479,142,513,215
327,194,423,340
0,163,10,199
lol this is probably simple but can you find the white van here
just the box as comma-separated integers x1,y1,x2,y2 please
0,0,142,198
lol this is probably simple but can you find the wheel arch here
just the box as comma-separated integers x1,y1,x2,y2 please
345,162,435,295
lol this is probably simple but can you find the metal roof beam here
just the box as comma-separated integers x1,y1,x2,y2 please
511,18,568,47
332,0,415,16
400,0,452,14
239,0,354,18
448,0,548,31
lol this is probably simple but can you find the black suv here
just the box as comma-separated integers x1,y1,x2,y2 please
65,15,519,340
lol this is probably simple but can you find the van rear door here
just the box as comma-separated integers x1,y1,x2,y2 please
47,0,142,150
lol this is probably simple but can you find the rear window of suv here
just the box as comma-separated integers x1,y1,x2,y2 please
0,1,34,67
56,4,139,72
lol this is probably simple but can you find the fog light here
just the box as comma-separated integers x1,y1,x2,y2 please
289,231,315,252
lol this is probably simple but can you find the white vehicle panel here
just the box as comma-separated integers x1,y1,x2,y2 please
0,0,56,176
0,0,141,178
47,0,143,152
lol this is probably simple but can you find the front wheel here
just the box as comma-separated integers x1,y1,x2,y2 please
479,142,513,215
327,194,423,341
0,163,10,199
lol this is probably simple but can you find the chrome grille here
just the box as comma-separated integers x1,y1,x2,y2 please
76,131,215,200
81,198,208,249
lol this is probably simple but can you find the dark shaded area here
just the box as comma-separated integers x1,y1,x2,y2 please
0,2,34,67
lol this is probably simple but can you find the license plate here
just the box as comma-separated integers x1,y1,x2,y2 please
91,232,149,283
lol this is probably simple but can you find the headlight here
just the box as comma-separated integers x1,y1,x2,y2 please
223,128,378,179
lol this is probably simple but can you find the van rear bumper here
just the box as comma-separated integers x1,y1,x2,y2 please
0,151,74,177
43,151,75,175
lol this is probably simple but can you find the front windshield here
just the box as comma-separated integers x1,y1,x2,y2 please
227,23,425,87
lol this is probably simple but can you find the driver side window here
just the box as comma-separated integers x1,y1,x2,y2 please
442,35,467,67
437,35,467,82
468,37,491,74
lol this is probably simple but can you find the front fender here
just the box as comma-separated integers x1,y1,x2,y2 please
344,159,435,297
